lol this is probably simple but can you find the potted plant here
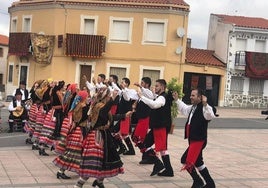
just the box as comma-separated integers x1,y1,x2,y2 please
167,78,184,134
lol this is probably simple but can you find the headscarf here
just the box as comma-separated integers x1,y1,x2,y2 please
62,83,77,113
70,90,88,111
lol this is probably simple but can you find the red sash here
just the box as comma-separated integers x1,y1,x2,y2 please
110,105,117,115
153,127,167,152
181,140,204,172
133,117,149,142
120,116,130,135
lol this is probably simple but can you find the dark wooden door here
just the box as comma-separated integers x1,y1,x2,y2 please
79,65,92,90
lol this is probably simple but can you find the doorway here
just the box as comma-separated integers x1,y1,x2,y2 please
183,72,220,106
79,65,92,90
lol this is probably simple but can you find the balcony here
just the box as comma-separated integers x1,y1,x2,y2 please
8,32,32,56
66,33,106,58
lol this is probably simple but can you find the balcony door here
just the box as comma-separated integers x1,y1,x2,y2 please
79,65,92,90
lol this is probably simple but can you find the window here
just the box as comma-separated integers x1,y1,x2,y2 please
0,74,3,85
19,65,28,84
8,64,13,82
230,76,244,94
0,48,3,57
143,69,160,85
142,18,168,46
235,51,246,66
109,67,127,82
255,40,265,53
109,17,133,43
80,15,98,35
248,79,264,95
236,39,247,51
22,15,32,32
11,17,17,32
140,65,164,85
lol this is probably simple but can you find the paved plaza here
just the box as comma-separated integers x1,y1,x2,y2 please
0,106,267,187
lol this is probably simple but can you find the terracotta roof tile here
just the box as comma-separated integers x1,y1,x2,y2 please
186,48,226,67
15,0,189,11
213,14,268,30
0,34,9,46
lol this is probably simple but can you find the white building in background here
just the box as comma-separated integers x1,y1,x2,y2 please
0,34,9,100
208,14,268,108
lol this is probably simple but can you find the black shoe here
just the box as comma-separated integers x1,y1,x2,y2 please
39,149,49,156
92,179,105,188
150,160,165,176
123,150,135,155
25,138,33,144
191,180,205,188
32,145,39,150
56,172,71,179
7,130,13,133
157,169,174,177
51,146,55,151
139,154,155,164
117,147,127,155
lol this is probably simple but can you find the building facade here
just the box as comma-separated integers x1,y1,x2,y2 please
6,0,190,95
184,46,226,106
208,14,268,108
0,34,9,100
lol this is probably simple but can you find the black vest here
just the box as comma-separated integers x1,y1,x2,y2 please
149,92,171,129
135,100,151,119
185,102,209,140
116,95,132,114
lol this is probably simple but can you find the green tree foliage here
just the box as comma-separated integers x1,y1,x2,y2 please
167,78,184,119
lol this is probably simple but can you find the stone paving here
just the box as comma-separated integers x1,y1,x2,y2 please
0,105,267,187
0,127,268,188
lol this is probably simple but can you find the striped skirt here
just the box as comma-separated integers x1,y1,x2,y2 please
24,104,38,133
39,109,56,146
79,130,124,179
54,116,72,155
33,105,46,139
53,126,83,174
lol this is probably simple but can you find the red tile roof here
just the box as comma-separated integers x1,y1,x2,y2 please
213,14,268,30
14,0,189,11
0,34,9,46
186,48,226,67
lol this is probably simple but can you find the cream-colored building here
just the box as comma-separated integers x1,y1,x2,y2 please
7,0,190,94
0,34,9,100
7,0,227,106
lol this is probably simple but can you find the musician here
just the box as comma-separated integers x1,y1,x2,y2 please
8,90,29,133
12,80,29,102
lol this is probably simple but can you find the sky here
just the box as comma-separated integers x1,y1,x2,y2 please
1,0,268,49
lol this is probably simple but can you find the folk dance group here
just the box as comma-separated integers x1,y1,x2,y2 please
13,74,216,188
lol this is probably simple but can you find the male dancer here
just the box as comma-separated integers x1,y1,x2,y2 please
138,79,174,177
114,77,136,155
132,77,155,164
173,88,216,188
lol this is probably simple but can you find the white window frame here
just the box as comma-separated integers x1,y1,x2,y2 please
75,61,96,84
22,15,32,32
142,18,168,46
108,17,133,44
11,16,18,32
106,63,130,78
139,65,164,81
80,15,98,35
